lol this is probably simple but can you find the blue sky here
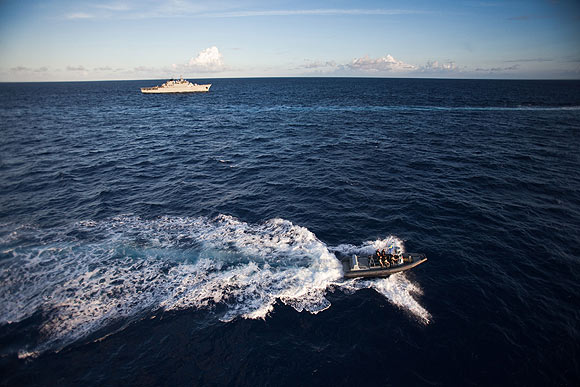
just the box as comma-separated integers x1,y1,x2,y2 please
0,0,579,81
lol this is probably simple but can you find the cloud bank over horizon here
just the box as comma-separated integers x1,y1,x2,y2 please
0,49,574,81
299,54,465,77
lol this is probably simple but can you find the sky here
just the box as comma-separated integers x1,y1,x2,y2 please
0,0,579,81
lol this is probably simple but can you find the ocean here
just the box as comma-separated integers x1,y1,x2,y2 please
0,78,579,386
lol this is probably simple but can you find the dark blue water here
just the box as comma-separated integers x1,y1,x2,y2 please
1,78,579,386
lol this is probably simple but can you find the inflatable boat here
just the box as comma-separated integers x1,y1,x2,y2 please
341,252,427,279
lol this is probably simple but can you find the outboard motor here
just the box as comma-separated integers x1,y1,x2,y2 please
351,254,360,270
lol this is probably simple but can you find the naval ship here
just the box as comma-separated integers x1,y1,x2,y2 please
141,77,211,94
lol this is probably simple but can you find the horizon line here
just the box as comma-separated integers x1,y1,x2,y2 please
1,76,579,84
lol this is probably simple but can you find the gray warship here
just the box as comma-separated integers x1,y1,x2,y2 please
141,77,211,93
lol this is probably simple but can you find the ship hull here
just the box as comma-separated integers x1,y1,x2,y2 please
141,84,211,94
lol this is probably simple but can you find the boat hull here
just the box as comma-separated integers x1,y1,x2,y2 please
342,253,427,279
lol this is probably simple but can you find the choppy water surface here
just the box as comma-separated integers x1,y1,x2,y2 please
0,78,579,386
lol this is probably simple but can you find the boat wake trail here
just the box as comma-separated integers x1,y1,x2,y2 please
0,215,429,356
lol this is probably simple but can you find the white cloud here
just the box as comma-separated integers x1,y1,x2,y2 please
300,60,338,69
298,54,469,77
211,9,426,18
346,54,416,72
94,2,131,12
186,46,225,72
61,2,426,20
420,60,458,72
504,58,552,63
66,12,93,19
10,66,48,73
475,64,519,72
66,65,88,71
133,66,157,72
